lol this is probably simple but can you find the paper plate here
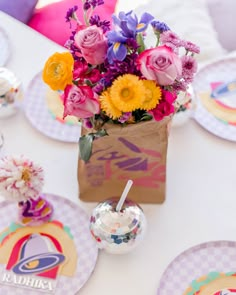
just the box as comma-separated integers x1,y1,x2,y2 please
192,57,236,141
0,193,98,295
23,72,81,143
157,240,236,295
0,27,10,66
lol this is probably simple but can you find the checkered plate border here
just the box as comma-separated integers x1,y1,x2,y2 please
23,72,81,143
0,194,98,295
192,57,236,142
157,240,236,295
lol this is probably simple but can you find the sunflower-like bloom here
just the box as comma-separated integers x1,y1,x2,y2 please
141,80,162,110
100,89,122,119
110,74,145,112
42,52,74,91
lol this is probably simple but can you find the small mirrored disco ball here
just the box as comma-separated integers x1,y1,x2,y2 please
0,67,22,118
90,197,147,254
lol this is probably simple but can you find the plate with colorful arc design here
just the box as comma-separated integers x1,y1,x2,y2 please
192,57,236,142
157,241,236,295
0,193,98,295
24,72,81,143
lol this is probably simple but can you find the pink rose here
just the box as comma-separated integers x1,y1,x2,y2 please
63,84,100,119
74,25,108,65
137,46,182,86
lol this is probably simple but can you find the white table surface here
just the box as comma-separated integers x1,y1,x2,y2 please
1,10,236,295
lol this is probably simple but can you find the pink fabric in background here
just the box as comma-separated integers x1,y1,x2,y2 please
28,0,117,46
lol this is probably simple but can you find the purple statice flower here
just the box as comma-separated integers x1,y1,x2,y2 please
183,40,200,54
151,20,170,33
160,31,181,47
103,51,141,86
64,30,82,60
83,1,91,10
65,5,78,23
91,0,104,7
93,81,105,94
118,112,132,123
84,0,104,10
89,15,110,33
181,55,198,77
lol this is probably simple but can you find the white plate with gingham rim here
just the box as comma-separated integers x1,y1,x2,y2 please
23,72,81,143
0,26,10,66
157,240,236,295
0,193,98,295
192,57,236,142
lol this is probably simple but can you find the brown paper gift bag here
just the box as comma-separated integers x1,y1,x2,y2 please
78,116,171,204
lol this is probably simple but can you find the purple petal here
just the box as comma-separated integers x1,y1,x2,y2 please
107,31,127,43
114,43,127,61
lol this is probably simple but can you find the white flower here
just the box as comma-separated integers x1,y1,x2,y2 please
0,155,44,202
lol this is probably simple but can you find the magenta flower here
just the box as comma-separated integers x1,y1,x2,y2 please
149,90,177,121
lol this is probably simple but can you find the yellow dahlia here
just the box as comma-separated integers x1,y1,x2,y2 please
141,80,162,110
100,89,122,119
110,74,146,112
42,52,74,91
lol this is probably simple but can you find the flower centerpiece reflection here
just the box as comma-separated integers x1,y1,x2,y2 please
42,0,200,162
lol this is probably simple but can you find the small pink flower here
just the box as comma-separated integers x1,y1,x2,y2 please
137,46,182,86
118,112,132,123
181,55,198,76
183,40,200,54
0,155,44,202
74,25,108,65
160,31,182,47
63,84,100,118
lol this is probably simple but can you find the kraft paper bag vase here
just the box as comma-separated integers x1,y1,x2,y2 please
77,116,171,204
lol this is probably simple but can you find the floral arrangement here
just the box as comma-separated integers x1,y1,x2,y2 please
0,155,53,226
42,0,200,161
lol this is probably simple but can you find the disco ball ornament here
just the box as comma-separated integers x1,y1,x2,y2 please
172,86,195,127
0,67,22,118
90,197,147,254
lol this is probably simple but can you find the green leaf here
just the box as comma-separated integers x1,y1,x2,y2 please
136,33,145,53
94,129,108,138
140,114,153,121
79,134,94,162
78,129,108,162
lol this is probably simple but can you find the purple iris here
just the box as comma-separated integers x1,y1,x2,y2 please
112,11,154,38
107,11,154,63
107,31,128,63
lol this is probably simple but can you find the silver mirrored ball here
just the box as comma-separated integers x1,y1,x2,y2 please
0,67,22,118
90,197,147,254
